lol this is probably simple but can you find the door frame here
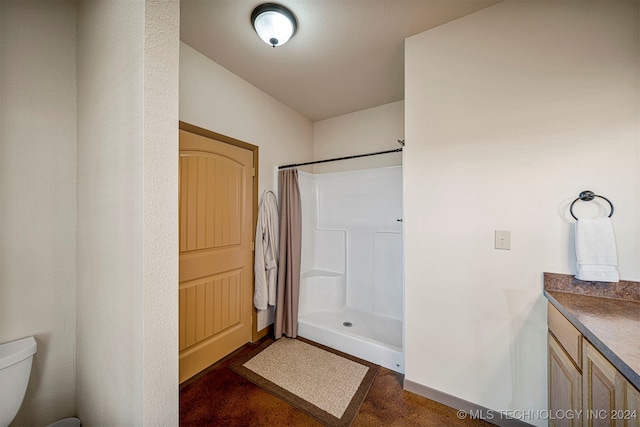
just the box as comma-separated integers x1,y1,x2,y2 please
179,121,267,342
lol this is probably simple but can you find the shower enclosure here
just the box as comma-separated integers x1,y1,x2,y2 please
297,166,404,372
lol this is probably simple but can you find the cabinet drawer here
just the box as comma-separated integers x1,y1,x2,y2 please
548,302,582,369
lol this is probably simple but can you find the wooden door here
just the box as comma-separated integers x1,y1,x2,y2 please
179,129,254,383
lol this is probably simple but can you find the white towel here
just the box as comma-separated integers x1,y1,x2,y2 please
575,217,619,282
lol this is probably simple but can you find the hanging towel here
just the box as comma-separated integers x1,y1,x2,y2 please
254,191,280,310
575,217,619,283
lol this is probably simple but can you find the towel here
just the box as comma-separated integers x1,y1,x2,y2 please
575,217,619,282
254,191,280,310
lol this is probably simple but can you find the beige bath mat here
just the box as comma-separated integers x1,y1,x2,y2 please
231,337,379,426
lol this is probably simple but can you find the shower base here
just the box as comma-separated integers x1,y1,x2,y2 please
298,307,404,373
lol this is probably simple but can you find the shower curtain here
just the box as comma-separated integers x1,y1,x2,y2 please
274,168,302,339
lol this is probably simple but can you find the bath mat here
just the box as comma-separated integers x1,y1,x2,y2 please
230,337,379,427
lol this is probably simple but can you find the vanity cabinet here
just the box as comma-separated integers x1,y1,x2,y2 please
548,302,640,427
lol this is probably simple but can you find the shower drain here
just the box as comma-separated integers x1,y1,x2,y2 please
342,321,353,327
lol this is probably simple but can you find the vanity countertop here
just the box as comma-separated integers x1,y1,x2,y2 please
544,272,640,390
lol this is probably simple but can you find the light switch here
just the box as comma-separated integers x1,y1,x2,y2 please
495,230,511,250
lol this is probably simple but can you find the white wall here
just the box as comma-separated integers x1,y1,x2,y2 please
77,1,179,425
0,2,77,425
405,1,639,425
180,42,314,329
313,101,404,173
299,172,319,275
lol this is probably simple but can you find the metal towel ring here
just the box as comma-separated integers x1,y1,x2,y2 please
569,190,614,220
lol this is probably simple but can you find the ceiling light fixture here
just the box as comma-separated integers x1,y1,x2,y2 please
251,3,297,47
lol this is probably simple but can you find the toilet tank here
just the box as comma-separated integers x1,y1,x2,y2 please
0,336,37,427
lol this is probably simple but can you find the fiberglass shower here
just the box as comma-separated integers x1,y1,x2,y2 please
297,166,404,373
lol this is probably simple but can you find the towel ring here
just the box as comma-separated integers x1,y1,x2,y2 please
569,190,614,220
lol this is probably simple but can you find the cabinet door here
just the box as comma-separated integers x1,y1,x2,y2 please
618,379,640,427
583,341,620,427
549,332,582,427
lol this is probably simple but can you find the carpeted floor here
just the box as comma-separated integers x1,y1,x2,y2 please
180,336,492,426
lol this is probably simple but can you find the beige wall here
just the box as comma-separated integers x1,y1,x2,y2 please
141,1,180,424
76,1,179,425
313,101,404,173
179,42,314,329
2,2,179,425
180,42,313,193
4,2,638,426
76,2,143,422
0,2,77,425
404,1,639,424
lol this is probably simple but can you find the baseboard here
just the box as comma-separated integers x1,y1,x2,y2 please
254,324,272,341
403,379,534,427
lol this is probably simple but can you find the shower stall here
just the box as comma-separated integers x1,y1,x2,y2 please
297,166,404,373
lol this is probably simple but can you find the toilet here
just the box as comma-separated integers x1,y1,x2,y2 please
0,336,81,427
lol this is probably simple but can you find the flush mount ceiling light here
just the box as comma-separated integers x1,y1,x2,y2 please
251,3,297,47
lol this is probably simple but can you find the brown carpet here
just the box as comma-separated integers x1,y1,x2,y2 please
231,337,379,427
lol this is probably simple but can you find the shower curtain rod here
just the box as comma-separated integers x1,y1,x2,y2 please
278,147,403,170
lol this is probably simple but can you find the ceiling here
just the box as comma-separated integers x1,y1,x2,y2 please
180,0,502,122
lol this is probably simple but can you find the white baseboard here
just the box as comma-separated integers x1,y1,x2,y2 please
403,379,534,427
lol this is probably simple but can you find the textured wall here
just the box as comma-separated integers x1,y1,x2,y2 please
142,1,179,425
76,1,179,425
76,0,144,423
404,1,639,425
0,2,77,425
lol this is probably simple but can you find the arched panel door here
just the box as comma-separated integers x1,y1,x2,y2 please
178,129,254,383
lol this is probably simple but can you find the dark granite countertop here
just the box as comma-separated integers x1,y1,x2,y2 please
544,273,640,390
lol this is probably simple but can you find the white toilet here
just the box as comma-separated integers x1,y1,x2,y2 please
0,336,81,427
